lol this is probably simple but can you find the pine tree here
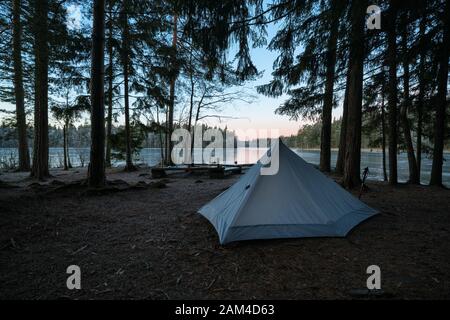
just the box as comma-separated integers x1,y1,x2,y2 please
399,11,419,184
12,0,30,171
320,0,342,172
105,0,116,168
430,0,450,186
31,0,50,180
386,0,399,185
342,0,367,188
88,0,106,187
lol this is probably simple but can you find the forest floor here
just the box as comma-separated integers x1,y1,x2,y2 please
0,166,449,299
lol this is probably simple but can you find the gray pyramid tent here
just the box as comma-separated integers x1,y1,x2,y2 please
198,139,378,244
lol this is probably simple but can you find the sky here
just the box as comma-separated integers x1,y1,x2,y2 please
0,4,345,140
204,17,345,139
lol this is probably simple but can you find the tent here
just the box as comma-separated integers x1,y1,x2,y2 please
198,139,378,244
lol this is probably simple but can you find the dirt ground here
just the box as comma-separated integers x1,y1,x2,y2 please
0,166,449,299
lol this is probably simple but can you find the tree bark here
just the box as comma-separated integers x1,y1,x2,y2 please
105,2,113,168
66,119,72,168
335,73,349,175
12,0,30,171
88,0,106,187
381,86,388,181
156,107,164,164
386,2,398,185
164,108,169,164
167,15,178,165
342,0,366,188
400,14,419,184
320,0,339,173
121,1,135,171
416,17,426,179
188,56,194,134
187,49,195,164
63,124,68,170
31,0,49,180
430,1,450,186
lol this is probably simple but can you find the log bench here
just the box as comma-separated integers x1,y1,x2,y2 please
151,165,244,179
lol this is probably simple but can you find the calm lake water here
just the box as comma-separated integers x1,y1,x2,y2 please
0,147,449,187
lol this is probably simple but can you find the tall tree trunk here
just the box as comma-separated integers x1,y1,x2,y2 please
386,2,398,185
31,0,49,180
400,14,419,184
342,0,366,188
164,108,169,164
187,50,195,164
381,87,388,181
105,2,113,168
66,119,72,168
335,73,349,175
63,124,68,170
416,17,426,180
12,0,30,171
156,107,164,165
187,54,194,134
121,1,135,171
188,83,195,165
320,0,340,172
430,1,450,186
88,0,106,187
192,90,207,161
167,15,178,165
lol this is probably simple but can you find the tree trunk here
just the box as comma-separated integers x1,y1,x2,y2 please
188,58,194,134
167,15,178,165
342,0,366,188
187,51,195,164
105,2,113,168
164,108,169,164
416,17,426,180
12,0,30,171
320,0,339,173
31,0,49,180
66,119,72,168
88,0,106,187
386,2,398,185
156,107,164,164
381,87,388,181
63,124,68,170
430,1,450,186
400,15,419,184
335,74,349,175
121,1,135,171
190,94,204,162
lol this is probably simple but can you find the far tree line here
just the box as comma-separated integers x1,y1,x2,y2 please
0,0,448,188
0,120,239,169
282,117,450,153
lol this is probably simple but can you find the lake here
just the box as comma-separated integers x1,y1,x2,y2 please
0,147,449,187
